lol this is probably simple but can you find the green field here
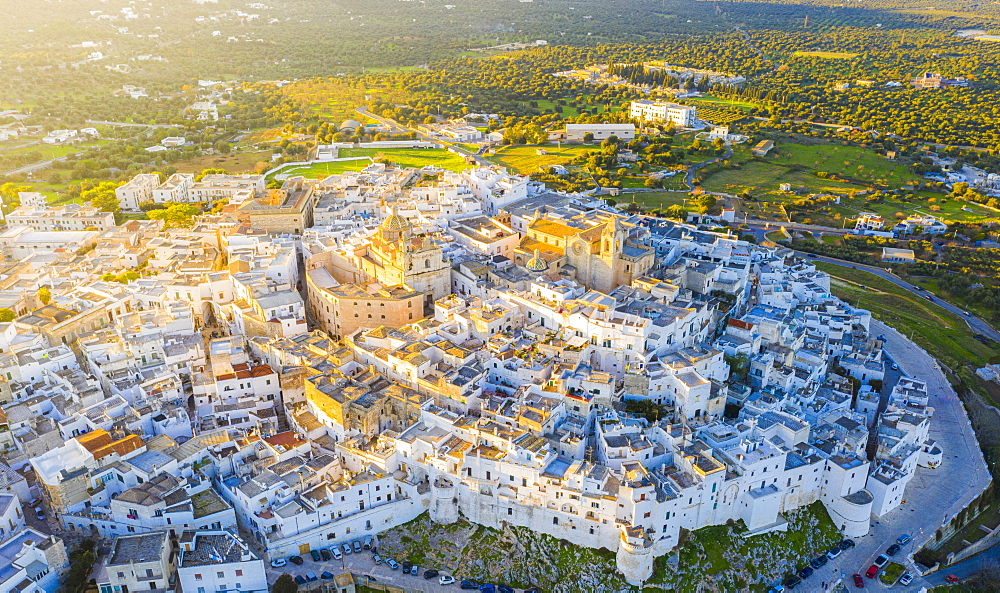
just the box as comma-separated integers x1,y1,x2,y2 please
0,139,109,161
768,144,919,187
815,262,1000,369
686,94,761,112
702,142,919,198
277,148,470,178
488,144,593,175
617,190,689,210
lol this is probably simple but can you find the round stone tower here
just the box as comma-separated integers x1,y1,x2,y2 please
428,475,459,525
616,524,654,586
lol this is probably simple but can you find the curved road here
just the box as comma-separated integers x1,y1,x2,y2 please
797,252,1000,343
685,146,732,191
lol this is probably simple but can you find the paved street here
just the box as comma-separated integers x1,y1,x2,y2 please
802,320,991,591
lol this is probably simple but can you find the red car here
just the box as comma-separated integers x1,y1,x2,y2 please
865,565,879,579
945,574,960,583
853,573,865,588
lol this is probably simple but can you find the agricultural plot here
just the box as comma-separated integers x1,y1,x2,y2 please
173,150,273,175
488,144,593,175
279,79,410,120
617,190,689,211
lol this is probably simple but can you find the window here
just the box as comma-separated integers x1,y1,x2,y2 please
195,574,203,581
217,572,224,579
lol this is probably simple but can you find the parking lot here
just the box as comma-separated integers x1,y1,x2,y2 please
264,543,481,592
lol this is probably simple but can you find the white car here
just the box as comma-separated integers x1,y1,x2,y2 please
270,558,287,568
439,575,456,586
330,547,343,560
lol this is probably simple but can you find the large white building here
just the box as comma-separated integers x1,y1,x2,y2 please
630,100,697,128
115,173,161,210
565,123,636,141
5,204,115,232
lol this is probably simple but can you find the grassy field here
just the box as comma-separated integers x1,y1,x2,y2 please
279,79,410,120
815,262,1000,369
702,142,919,198
792,51,859,59
488,144,593,175
173,150,273,175
686,94,761,111
276,148,469,178
768,144,919,187
617,190,689,211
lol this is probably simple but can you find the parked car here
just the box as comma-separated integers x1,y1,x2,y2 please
310,550,321,562
827,547,842,560
363,535,374,550
873,554,889,568
899,573,913,586
768,587,786,593
783,575,801,589
865,565,879,579
886,544,901,556
373,554,383,565
896,534,911,545
809,555,828,569
294,576,306,585
320,548,331,561
352,540,362,553
330,547,343,560
424,569,439,580
460,580,479,590
853,574,865,588
306,573,318,582
839,539,856,550
270,558,287,568
386,558,399,570
401,562,412,574
891,363,899,370
289,555,304,565
410,564,420,576
798,566,813,580
320,572,334,580
479,585,496,593
439,575,456,586
945,575,960,583
342,542,352,555
34,508,44,521
497,586,514,593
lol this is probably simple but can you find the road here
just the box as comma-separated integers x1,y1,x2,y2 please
1,155,69,177
802,318,992,591
685,146,732,191
796,252,1000,343
923,540,1000,586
